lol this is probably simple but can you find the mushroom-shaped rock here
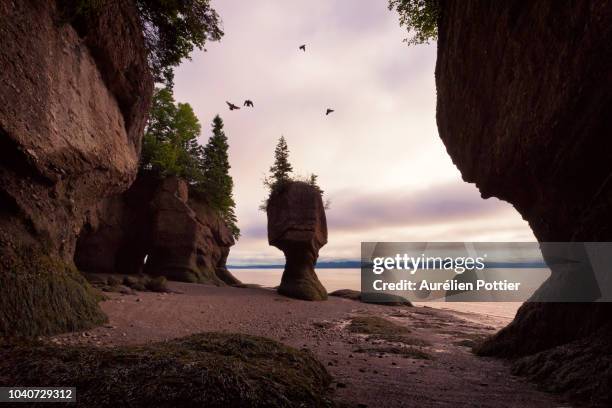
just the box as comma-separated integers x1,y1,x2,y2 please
267,182,328,300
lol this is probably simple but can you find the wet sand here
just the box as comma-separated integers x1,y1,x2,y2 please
53,283,564,407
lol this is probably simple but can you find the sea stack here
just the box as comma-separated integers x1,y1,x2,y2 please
267,181,328,300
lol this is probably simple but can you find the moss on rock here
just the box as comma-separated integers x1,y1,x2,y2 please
0,332,335,407
0,246,106,338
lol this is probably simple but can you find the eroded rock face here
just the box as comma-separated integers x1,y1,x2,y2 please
0,0,151,259
147,178,239,284
267,182,328,300
0,0,152,336
75,174,240,286
436,0,612,403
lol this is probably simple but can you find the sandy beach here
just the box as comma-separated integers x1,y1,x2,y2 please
52,283,565,408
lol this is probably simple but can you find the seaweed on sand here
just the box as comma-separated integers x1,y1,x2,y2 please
0,332,335,407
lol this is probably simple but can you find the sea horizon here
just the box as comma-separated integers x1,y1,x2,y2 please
231,267,525,320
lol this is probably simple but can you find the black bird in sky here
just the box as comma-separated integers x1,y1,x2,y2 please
299,44,306,52
326,108,335,116
226,101,240,111
243,99,254,107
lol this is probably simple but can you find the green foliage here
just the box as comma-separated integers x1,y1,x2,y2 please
307,173,325,196
71,0,223,86
141,87,204,182
135,0,223,86
389,0,439,45
261,136,293,211
268,135,294,187
200,116,240,239
141,88,239,239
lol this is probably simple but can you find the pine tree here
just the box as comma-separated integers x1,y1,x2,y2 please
260,136,295,211
308,173,323,195
269,136,293,187
201,115,240,239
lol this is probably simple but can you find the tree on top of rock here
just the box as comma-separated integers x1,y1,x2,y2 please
260,136,293,211
261,137,328,211
140,88,239,239
269,136,293,187
201,115,240,239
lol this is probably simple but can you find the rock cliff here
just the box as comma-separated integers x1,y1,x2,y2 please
75,173,240,286
436,0,612,403
267,182,328,301
0,0,152,336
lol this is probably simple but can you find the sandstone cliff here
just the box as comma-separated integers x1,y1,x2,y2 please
267,181,328,301
75,173,240,286
0,0,152,336
436,0,612,403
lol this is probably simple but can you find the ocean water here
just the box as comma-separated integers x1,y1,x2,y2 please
232,268,362,292
231,268,523,320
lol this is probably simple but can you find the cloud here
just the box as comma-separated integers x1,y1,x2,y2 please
327,182,513,232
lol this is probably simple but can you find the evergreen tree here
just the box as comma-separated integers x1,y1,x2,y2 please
141,90,239,239
307,173,323,195
260,136,294,211
268,136,293,187
261,137,328,211
201,115,240,239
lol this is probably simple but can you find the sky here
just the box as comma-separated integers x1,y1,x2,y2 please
173,0,536,265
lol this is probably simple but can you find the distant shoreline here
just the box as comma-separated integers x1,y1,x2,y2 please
229,261,361,269
228,261,548,269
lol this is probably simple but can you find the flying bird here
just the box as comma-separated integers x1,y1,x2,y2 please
326,108,335,116
299,44,306,52
226,101,240,111
243,99,254,107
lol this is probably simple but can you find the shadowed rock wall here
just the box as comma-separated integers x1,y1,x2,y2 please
0,0,152,336
435,0,612,403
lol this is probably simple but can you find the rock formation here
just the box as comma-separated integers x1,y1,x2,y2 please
267,182,328,300
0,0,152,336
435,0,612,403
75,173,240,286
